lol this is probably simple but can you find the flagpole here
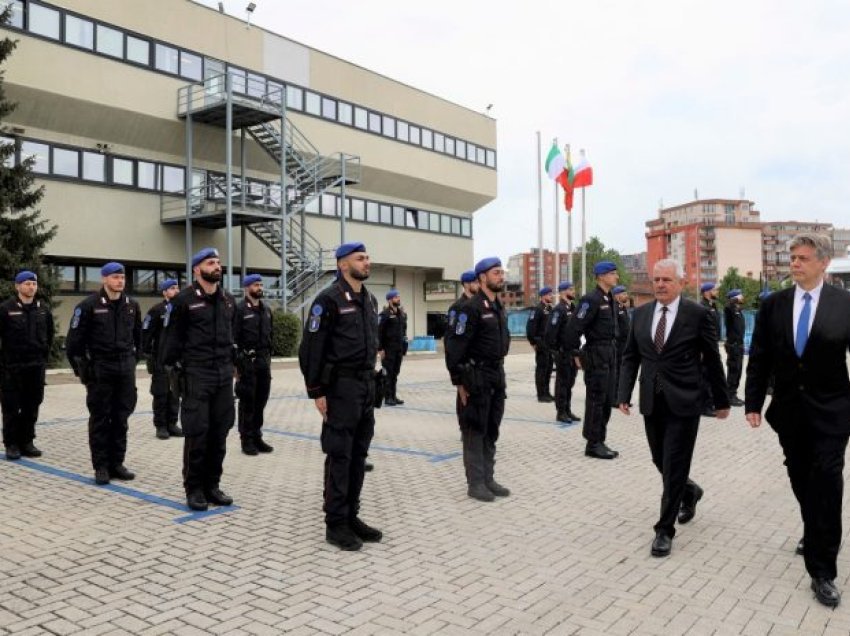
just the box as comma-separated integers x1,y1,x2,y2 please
536,131,543,295
581,171,587,295
553,137,559,290
565,144,573,285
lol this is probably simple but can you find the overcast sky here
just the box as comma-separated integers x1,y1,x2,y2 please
200,0,850,263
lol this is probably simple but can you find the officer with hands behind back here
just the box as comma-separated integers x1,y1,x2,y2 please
526,286,555,402
545,280,581,424
141,278,182,440
378,289,407,406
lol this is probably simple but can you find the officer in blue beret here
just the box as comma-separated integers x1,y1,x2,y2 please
723,289,746,406
162,247,237,511
445,257,512,502
298,241,383,550
234,274,274,456
0,271,55,460
526,286,555,402
699,282,722,416
611,285,631,405
545,280,581,423
141,278,182,440
445,271,480,432
563,260,621,459
66,262,142,484
378,290,408,406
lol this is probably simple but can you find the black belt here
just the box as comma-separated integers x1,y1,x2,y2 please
335,367,374,381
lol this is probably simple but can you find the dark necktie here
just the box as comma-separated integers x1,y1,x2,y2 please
654,306,668,353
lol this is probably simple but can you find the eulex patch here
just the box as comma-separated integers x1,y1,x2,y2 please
577,302,590,320
455,313,468,335
308,304,323,333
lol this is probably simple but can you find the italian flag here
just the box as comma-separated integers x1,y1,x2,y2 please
571,149,593,188
544,143,569,191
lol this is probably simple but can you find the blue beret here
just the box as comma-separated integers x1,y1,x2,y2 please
612,285,626,295
593,261,617,276
700,282,716,293
460,270,477,284
558,280,574,291
727,289,743,299
14,270,37,284
159,278,178,292
538,286,552,296
386,289,399,301
101,262,125,276
191,247,219,267
474,257,502,276
335,241,366,260
242,274,263,287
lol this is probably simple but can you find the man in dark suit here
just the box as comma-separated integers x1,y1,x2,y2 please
618,259,730,558
745,232,850,608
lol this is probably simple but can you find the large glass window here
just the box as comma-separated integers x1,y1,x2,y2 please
382,116,396,139
320,193,336,216
451,217,461,235
65,14,94,49
486,150,496,167
21,141,49,173
81,266,101,292
397,121,409,142
321,97,336,120
434,133,445,153
440,214,451,234
58,265,76,292
138,161,156,189
304,91,321,116
286,86,303,110
455,140,466,159
467,143,477,162
267,81,283,105
82,152,105,182
154,43,179,74
354,107,368,130
126,35,150,65
112,157,134,185
405,208,417,228
351,198,365,221
28,3,60,40
338,102,353,125
133,269,156,294
445,137,455,156
461,218,472,237
392,206,405,226
379,204,392,224
417,211,429,230
368,112,381,134
305,196,319,214
161,165,184,193
409,126,421,146
429,212,440,232
52,148,79,177
96,24,123,58
181,51,203,81
228,66,246,93
366,201,379,223
247,72,265,97
422,129,433,149
4,1,23,29
477,147,486,164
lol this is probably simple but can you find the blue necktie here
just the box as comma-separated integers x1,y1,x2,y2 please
795,292,812,358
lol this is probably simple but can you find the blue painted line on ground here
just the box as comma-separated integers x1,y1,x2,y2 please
1,454,237,523
173,506,241,524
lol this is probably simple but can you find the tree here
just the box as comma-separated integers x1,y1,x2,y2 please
718,267,763,309
569,236,632,296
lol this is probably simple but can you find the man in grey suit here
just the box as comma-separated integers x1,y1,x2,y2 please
746,232,850,608
618,259,730,557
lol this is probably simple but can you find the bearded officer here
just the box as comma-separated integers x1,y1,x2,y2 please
378,289,408,406
699,282,722,417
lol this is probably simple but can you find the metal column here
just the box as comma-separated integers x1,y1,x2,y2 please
280,86,288,312
240,128,247,282
340,153,347,244
225,73,234,293
184,87,194,283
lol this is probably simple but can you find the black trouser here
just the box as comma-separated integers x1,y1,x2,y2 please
554,353,576,416
150,369,180,429
180,365,235,494
582,345,616,445
86,357,138,470
643,392,701,537
534,346,553,397
725,342,744,395
459,376,505,487
382,348,403,399
775,417,850,580
237,358,272,440
322,374,375,526
1,365,46,448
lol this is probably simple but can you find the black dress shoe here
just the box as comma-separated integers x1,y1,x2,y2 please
5,445,21,460
349,517,382,542
678,486,704,524
701,409,717,418
811,578,841,607
166,423,184,437
241,439,259,456
585,443,618,460
537,395,555,403
326,524,363,551
468,483,495,502
393,397,405,405
651,532,672,557
255,438,274,453
20,442,42,457
567,411,582,422
486,480,511,497
556,412,571,423
384,397,398,406
94,467,110,485
364,462,374,472
796,538,805,556
187,490,208,511
205,488,233,506
155,426,169,440
109,465,135,480
729,396,745,407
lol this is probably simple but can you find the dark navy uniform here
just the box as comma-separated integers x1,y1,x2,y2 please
445,290,510,492
66,289,141,472
299,278,379,528
613,301,630,405
446,293,474,424
141,300,180,434
233,297,273,447
546,299,578,421
526,301,553,399
724,300,745,399
378,305,407,404
700,297,722,412
163,281,237,498
0,297,54,454
565,286,619,452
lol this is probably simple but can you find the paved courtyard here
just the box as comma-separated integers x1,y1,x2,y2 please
1,349,849,635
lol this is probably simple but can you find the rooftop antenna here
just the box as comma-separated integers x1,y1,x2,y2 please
246,2,256,27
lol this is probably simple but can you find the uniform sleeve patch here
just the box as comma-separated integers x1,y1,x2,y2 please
70,307,82,329
455,312,468,335
551,312,559,325
163,304,172,327
142,314,152,330
447,309,457,328
308,314,322,332
577,302,590,320
311,304,323,316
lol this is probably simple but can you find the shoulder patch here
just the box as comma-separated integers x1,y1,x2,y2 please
311,304,323,316
551,312,559,325
308,314,322,333
455,312,468,335
70,307,82,329
447,309,457,328
577,302,590,320
163,304,172,327
143,314,152,330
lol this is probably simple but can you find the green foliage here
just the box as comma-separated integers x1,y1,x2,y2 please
569,236,632,296
718,267,763,309
272,309,301,357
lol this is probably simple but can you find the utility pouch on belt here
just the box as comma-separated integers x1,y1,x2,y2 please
374,368,386,408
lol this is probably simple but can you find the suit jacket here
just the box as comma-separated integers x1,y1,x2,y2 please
745,284,850,436
617,297,729,417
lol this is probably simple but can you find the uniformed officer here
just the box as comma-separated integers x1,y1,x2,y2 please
234,273,274,456
66,262,141,484
298,241,383,551
446,270,480,432
526,286,555,402
141,278,183,440
545,280,581,423
723,288,746,406
378,289,408,406
565,260,620,459
699,282,722,417
162,248,237,511
0,271,54,460
445,257,511,502
612,284,631,406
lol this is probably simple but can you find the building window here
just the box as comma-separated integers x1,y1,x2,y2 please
422,129,433,149
368,112,382,134
161,165,184,193
81,266,101,292
466,143,477,162
456,140,466,159
440,214,451,234
305,91,321,116
366,201,379,223
180,51,203,81
112,157,134,185
228,66,246,93
305,196,319,214
338,102,353,125
321,193,336,216
354,107,368,130
418,211,429,230
397,121,409,142
321,97,336,120
476,147,486,164
138,161,157,189
64,14,94,50
154,43,179,74
451,217,461,234
247,72,265,97
286,85,303,110
95,24,123,58
133,269,156,294
461,218,471,237
392,206,405,226
486,149,496,168
405,208,417,228
82,152,105,182
21,141,49,173
266,80,283,105
433,133,445,153
429,213,440,232
382,116,396,139
351,198,365,221
376,204,390,224
445,137,455,156
126,35,150,65
58,265,76,292
409,126,420,145
28,3,60,40
4,0,23,29
53,148,79,177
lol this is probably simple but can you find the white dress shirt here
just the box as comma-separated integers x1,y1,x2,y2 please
793,280,824,346
650,295,681,345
